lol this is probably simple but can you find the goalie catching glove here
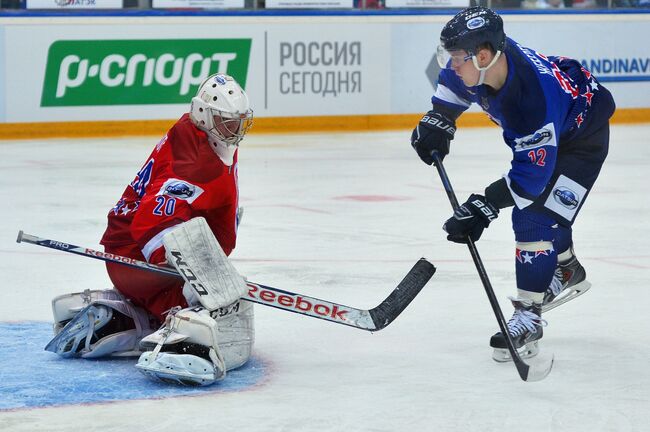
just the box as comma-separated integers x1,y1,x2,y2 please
443,194,499,243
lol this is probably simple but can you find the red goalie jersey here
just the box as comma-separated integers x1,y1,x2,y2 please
100,114,240,319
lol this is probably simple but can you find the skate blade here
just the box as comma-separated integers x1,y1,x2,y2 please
542,280,591,313
137,367,203,386
492,341,540,363
524,354,554,382
136,363,214,387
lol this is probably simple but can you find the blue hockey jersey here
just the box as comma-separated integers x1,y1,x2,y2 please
432,37,615,209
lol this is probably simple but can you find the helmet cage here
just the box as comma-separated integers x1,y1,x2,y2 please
202,107,253,147
190,74,253,148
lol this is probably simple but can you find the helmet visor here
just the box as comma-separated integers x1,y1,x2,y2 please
436,45,472,69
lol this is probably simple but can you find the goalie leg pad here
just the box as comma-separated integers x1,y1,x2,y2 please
136,306,227,386
163,217,248,310
51,289,125,334
45,295,157,358
214,300,255,371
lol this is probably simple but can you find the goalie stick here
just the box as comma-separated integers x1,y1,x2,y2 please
431,152,554,382
17,231,435,332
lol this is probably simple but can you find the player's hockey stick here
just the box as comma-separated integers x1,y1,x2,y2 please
17,231,435,332
431,153,553,382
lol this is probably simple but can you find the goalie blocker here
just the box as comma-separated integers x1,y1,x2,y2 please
162,217,249,310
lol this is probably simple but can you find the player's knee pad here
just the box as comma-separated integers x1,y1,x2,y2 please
512,208,575,258
512,208,556,243
46,291,157,359
515,241,557,293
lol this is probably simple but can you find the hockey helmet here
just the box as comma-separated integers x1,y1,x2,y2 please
190,73,253,166
440,7,505,57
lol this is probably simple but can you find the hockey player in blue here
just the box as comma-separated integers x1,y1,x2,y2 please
411,7,615,361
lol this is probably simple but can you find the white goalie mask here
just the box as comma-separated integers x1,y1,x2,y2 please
190,74,253,166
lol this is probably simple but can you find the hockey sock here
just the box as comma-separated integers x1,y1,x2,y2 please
515,241,558,294
554,225,573,262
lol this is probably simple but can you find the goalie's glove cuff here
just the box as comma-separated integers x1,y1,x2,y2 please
443,194,499,244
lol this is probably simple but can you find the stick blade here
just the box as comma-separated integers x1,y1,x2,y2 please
521,354,554,382
368,258,436,331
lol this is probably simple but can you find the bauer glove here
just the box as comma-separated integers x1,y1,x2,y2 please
443,194,499,244
410,111,456,165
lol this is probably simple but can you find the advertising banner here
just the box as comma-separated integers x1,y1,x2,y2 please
265,0,353,9
26,0,123,9
503,17,650,110
265,24,390,116
385,0,469,7
3,20,390,122
152,0,245,8
0,14,648,124
41,39,252,107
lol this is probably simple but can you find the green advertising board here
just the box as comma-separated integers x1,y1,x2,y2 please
41,39,252,107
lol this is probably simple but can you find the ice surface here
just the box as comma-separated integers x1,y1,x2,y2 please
0,125,649,431
0,322,267,410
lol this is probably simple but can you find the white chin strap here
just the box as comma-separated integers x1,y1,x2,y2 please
472,50,502,86
209,138,237,166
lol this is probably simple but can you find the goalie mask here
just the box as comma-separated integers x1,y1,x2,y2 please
190,74,253,166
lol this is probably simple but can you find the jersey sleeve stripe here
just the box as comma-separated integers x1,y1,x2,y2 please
504,175,534,209
432,84,471,109
142,225,178,262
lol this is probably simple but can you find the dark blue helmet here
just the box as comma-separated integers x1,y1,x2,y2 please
440,7,505,55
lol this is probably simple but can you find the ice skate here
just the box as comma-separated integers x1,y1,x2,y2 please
490,297,546,362
542,255,591,313
136,306,227,386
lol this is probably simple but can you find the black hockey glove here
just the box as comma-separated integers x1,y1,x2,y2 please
410,111,456,165
443,194,499,244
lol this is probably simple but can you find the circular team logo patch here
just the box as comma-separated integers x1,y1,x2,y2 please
467,17,486,30
553,187,579,209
